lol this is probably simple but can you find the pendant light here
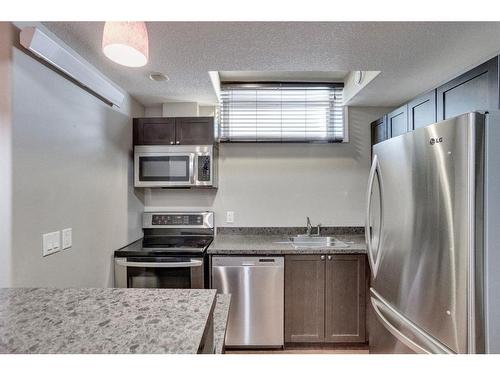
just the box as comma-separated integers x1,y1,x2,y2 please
102,22,149,67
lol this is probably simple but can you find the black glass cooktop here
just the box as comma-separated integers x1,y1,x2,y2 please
114,236,213,257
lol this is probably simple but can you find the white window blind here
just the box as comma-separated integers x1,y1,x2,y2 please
218,84,345,142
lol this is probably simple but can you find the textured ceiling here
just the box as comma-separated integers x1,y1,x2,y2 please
43,22,500,107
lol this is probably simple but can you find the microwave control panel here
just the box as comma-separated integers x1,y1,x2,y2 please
197,155,211,181
151,214,203,226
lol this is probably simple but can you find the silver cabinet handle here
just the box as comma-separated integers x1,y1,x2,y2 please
170,141,174,145
115,258,202,268
320,255,325,260
328,255,332,260
176,141,180,144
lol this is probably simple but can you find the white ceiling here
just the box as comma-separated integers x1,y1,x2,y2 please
42,22,500,107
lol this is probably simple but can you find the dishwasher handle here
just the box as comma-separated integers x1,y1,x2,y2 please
241,259,276,266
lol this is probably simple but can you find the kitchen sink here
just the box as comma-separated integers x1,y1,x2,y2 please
287,236,349,248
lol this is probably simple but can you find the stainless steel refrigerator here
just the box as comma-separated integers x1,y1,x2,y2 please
366,112,500,354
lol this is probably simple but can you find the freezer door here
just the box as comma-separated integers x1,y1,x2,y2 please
368,112,484,354
370,289,453,353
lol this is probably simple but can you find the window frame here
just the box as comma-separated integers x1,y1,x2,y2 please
217,82,347,144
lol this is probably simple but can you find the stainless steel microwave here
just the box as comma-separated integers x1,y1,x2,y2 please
134,145,217,188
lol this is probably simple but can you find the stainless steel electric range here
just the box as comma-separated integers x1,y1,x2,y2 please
114,211,214,289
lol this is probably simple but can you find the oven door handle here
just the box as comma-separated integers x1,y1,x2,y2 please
115,259,203,268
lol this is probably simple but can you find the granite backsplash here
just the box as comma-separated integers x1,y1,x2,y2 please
216,226,364,235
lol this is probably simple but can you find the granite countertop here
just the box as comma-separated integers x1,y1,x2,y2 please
208,233,366,255
213,294,231,354
0,288,217,354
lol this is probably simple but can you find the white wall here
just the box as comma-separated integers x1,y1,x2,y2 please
199,105,216,116
145,104,162,117
0,23,13,287
145,103,216,117
9,31,145,287
145,106,390,227
163,102,199,117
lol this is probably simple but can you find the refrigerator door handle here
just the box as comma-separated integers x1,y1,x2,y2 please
365,155,384,277
370,289,453,354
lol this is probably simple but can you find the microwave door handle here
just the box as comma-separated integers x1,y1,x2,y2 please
190,154,196,184
115,259,203,268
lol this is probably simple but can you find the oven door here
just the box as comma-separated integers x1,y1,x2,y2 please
134,149,195,187
114,257,205,289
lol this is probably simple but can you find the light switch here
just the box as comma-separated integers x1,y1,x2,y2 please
62,228,72,249
42,233,52,256
51,231,61,252
42,231,61,257
226,211,235,223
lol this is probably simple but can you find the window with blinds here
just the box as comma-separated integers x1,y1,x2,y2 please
218,83,345,143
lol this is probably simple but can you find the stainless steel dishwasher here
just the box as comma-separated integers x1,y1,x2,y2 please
211,256,284,348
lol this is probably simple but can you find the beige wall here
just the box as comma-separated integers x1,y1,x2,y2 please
9,30,145,287
145,106,391,227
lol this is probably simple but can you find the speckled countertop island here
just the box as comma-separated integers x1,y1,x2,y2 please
213,294,231,354
0,288,218,354
208,228,366,255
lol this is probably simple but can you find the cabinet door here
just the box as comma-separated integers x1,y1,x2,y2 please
437,56,499,121
371,115,387,146
285,255,325,343
133,118,176,145
387,105,408,138
325,255,366,343
175,117,214,145
408,90,437,130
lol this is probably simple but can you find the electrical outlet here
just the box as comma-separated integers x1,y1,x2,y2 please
226,211,235,223
62,228,72,249
42,231,61,257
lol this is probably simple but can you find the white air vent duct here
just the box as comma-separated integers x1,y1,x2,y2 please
20,26,125,107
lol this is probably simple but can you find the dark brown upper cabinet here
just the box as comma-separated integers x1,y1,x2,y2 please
371,115,388,147
133,117,214,146
408,90,437,131
370,55,499,153
436,56,499,121
285,254,367,345
175,117,214,145
133,117,176,145
387,105,408,138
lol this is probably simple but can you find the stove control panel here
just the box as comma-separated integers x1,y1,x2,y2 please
151,214,203,226
143,212,214,229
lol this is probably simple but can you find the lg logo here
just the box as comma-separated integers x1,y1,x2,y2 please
429,137,443,145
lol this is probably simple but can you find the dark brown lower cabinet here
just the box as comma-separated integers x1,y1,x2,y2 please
325,255,366,343
285,254,367,344
285,255,325,343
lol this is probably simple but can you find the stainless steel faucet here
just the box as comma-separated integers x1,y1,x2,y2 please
306,217,312,236
305,217,321,236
